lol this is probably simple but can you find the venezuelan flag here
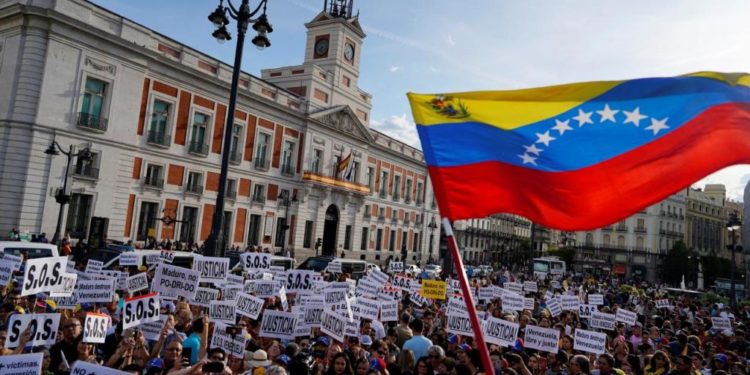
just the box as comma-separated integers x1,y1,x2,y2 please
408,72,750,230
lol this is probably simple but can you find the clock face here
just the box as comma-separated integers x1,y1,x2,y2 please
344,43,355,61
315,39,329,56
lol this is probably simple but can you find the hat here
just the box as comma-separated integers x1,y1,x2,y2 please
370,358,386,371
250,350,271,368
276,354,291,366
458,343,471,351
714,354,728,364
447,333,458,344
360,335,373,347
161,301,176,314
147,358,163,369
314,336,330,347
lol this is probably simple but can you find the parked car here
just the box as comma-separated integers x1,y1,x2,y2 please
297,256,367,279
475,265,494,277
0,241,59,259
404,264,422,277
423,264,442,278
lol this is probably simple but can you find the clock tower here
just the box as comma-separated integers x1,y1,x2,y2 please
261,0,372,124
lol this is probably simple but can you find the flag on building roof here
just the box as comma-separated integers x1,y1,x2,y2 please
407,72,750,230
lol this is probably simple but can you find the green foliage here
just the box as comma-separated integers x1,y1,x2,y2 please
703,292,728,305
660,241,697,286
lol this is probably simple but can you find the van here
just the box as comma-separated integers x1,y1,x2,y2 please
103,250,196,269
297,256,367,279
0,242,59,259
230,255,297,272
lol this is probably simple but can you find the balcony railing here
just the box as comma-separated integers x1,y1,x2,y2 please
73,164,99,179
252,194,266,203
142,176,164,189
405,196,411,204
188,141,208,156
254,158,270,171
364,210,371,218
615,226,628,233
301,171,370,195
391,216,398,223
226,189,237,200
281,163,294,176
379,190,387,198
147,130,171,147
416,199,423,206
229,151,242,165
634,227,647,234
185,184,203,195
77,112,108,132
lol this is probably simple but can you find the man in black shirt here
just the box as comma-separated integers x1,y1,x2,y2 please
49,317,82,374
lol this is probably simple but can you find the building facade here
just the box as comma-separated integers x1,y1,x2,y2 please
0,0,439,264
453,215,532,265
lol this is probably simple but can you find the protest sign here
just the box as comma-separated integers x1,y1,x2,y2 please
590,311,616,330
391,275,414,290
561,295,580,311
0,259,15,286
380,300,398,322
247,280,279,298
21,256,68,296
96,270,127,291
479,287,495,301
86,259,103,273
546,297,562,317
356,297,381,321
0,353,43,375
51,294,78,310
524,325,560,354
356,278,380,298
345,319,359,338
1,253,22,272
712,317,732,332
259,310,297,341
119,252,139,266
6,313,60,348
223,285,242,302
50,273,77,298
83,313,110,344
501,290,525,311
588,294,604,305
325,261,342,274
448,297,469,317
279,286,289,311
210,301,236,324
504,282,524,295
210,326,247,358
227,273,244,285
483,316,519,347
304,305,324,327
127,273,149,294
191,287,220,308
524,298,535,311
145,254,161,265
574,328,607,354
446,313,474,336
140,316,168,341
242,253,272,270
524,281,538,293
152,263,200,300
615,308,638,326
325,288,349,305
578,304,597,319
389,261,404,273
321,309,347,343
160,250,175,263
123,292,161,330
76,278,116,303
655,299,671,309
236,293,265,320
284,270,317,294
421,280,447,300
193,256,229,282
369,269,390,285
71,361,131,375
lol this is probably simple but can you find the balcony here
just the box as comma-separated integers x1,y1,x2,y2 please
76,112,108,132
634,227,647,234
147,130,171,148
405,196,411,204
185,184,203,195
252,194,266,204
142,176,164,190
615,226,628,233
379,190,387,198
229,151,242,165
393,193,400,202
72,164,99,180
391,216,398,223
377,213,385,222
188,141,208,156
364,210,371,218
404,217,410,225
302,171,370,195
254,158,270,171
226,189,237,201
416,199,423,207
281,163,295,177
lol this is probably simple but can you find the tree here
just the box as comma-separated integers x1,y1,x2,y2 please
660,241,697,286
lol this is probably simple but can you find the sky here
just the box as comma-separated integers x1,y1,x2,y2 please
91,0,750,201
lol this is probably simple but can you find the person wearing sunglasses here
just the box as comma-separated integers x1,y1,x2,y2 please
49,317,82,372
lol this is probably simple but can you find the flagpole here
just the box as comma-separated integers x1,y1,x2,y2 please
443,218,495,375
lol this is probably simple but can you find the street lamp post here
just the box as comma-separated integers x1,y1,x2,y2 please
428,216,437,264
204,0,273,257
727,212,742,308
277,190,295,256
44,141,92,247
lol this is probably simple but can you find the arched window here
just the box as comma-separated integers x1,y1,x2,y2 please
617,235,626,248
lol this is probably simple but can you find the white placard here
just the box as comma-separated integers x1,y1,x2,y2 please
236,292,265,320
483,317,519,347
546,297,562,317
325,288,349,305
356,297,381,321
83,313,110,344
561,295,580,311
574,328,607,354
86,259,103,273
191,287,220,308
391,275,414,290
524,325,560,354
210,326,247,359
504,282,524,295
50,273,77,298
389,261,404,273
0,353,43,375
193,255,229,282
223,285,242,302
588,294,604,305
578,304,597,319
119,252,139,266
123,292,161,330
320,309,347,343
210,301,236,324
51,294,78,310
369,270,389,285
126,273,149,294
524,281,538,293
6,313,61,348
501,290,524,311
303,305,324,327
410,291,429,307
140,316,168,341
615,308,638,326
21,256,68,296
590,311,616,330
446,313,474,336
227,274,244,285
655,299,671,309
145,254,161,265
0,259,15,286
284,270,317,294
259,310,297,341
2,253,23,272
326,261,342,274
160,250,175,263
71,360,131,375
151,263,200,300
247,280,279,298
712,317,732,331
380,300,398,322
524,297,535,311
76,278,116,303
241,253,272,270
479,287,495,301
97,270,127,291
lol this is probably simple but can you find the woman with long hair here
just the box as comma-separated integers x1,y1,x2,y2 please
643,351,671,375
414,357,433,375
325,352,354,375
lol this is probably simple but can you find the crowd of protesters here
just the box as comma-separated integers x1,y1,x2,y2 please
0,243,748,375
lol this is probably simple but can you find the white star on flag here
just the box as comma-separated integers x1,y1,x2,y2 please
519,153,537,165
552,119,573,135
623,107,648,127
535,131,556,146
524,144,543,155
596,104,619,123
573,109,594,127
645,117,670,135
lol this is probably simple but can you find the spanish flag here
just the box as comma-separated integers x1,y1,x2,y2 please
408,72,750,230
